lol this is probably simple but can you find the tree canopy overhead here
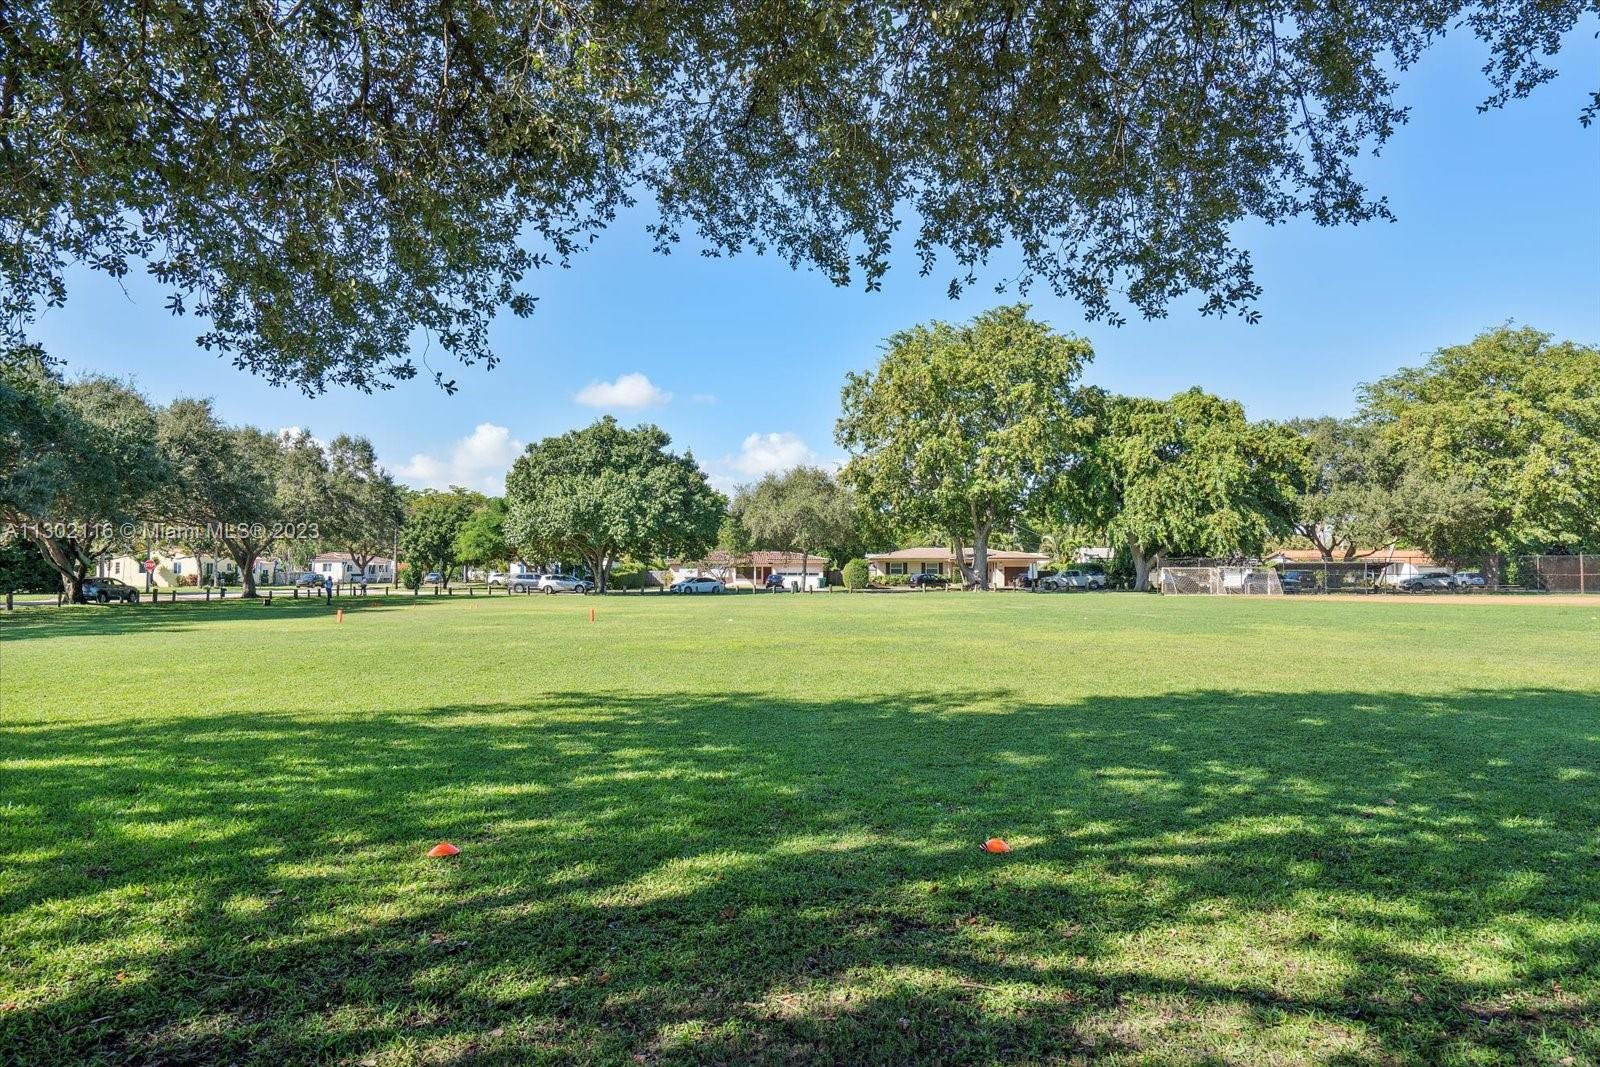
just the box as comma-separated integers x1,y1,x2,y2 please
5,1,1592,390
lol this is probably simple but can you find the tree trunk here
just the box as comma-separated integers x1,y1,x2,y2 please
972,517,993,590
949,532,976,589
1128,535,1154,591
29,533,88,602
230,542,261,598
1483,553,1502,588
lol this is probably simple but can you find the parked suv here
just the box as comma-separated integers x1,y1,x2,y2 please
81,577,140,604
764,573,790,591
538,574,588,594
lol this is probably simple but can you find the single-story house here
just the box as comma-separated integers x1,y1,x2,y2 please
309,552,395,582
669,551,833,590
866,547,1050,589
99,552,287,588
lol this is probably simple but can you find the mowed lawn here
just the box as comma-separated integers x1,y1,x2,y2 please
2,594,1597,1066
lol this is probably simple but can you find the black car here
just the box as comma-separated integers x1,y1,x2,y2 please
907,572,949,588
81,577,140,604
764,573,790,591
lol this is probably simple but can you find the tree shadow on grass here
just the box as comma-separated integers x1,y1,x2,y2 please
1,687,1596,1065
0,593,497,643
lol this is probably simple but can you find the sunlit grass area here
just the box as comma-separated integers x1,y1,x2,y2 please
2,593,1597,1065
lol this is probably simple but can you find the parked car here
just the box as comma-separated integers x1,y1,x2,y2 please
486,571,507,586
764,573,790,591
670,576,725,594
1453,571,1486,588
1398,574,1456,592
294,572,324,587
422,571,444,584
81,577,140,604
537,574,588,595
1040,569,1105,591
907,572,950,588
1280,570,1316,593
507,573,544,593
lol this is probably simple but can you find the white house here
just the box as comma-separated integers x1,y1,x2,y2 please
99,551,287,588
309,552,395,582
668,551,833,590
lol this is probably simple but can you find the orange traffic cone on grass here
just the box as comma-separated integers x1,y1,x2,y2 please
981,837,1012,854
427,841,461,858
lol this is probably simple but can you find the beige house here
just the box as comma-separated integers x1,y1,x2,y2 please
866,547,1050,588
669,550,832,590
99,551,286,588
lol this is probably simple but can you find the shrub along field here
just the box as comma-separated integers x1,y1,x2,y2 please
1,594,1596,1065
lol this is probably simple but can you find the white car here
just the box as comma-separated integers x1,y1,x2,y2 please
537,574,588,594
486,571,507,586
670,576,725,594
507,573,544,593
1040,569,1105,591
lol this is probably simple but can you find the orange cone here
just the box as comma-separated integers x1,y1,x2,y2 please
427,841,461,858
981,837,1012,854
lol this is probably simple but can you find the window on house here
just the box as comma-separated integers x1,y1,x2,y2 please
173,561,182,574
921,563,941,574
888,563,906,576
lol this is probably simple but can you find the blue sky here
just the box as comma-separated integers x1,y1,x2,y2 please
32,27,1600,495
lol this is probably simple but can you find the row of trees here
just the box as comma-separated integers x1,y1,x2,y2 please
6,315,1593,599
835,308,1597,590
0,356,408,599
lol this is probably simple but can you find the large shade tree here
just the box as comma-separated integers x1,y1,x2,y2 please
5,2,1591,390
397,488,483,587
1077,389,1310,590
324,434,406,578
155,402,327,598
1358,326,1600,575
838,305,1095,589
1284,417,1395,560
0,361,166,600
732,466,856,588
504,418,723,592
453,498,511,577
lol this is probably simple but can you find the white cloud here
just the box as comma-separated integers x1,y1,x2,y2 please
728,431,820,477
704,431,844,493
574,373,672,409
397,423,524,494
276,425,326,450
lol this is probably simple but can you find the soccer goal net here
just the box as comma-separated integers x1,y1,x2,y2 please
1159,566,1285,595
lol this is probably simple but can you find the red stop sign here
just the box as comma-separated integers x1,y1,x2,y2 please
144,559,157,573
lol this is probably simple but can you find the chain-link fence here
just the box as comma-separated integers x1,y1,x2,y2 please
1160,555,1599,594
1517,554,1597,593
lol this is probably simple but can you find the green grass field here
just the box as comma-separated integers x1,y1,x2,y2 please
2,594,1597,1065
